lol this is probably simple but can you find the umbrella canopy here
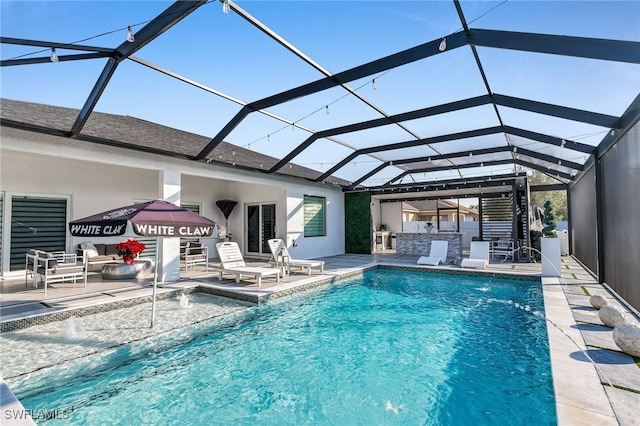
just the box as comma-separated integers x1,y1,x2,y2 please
69,200,217,238
68,200,217,328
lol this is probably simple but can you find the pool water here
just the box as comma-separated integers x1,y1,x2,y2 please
12,270,556,425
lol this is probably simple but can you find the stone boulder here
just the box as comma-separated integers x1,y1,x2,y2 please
589,294,609,309
598,305,627,328
612,323,640,357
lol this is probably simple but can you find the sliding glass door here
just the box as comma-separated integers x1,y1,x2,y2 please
246,203,276,255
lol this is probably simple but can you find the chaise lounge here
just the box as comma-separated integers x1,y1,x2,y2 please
215,242,280,286
267,239,324,276
417,240,448,266
460,241,490,269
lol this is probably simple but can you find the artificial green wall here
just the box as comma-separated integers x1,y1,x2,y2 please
345,192,372,254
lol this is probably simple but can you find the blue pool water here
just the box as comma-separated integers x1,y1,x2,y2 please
14,270,556,425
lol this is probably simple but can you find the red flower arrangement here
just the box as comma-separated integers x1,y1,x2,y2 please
116,239,146,265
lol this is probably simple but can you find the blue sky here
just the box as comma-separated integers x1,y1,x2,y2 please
1,1,639,185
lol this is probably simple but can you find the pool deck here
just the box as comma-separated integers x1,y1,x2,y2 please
1,253,639,425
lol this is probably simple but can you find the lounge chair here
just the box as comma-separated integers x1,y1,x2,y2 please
417,240,448,265
460,241,490,269
267,239,325,276
215,242,280,286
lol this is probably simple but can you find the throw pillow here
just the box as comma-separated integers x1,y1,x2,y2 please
80,241,99,258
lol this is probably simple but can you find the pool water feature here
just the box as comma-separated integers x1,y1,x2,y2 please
5,270,556,425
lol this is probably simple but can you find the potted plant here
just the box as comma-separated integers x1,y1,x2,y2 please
540,200,561,277
116,239,146,265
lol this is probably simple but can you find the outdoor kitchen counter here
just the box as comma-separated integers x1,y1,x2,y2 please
395,232,463,263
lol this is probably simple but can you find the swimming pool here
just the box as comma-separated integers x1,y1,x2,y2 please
8,269,556,425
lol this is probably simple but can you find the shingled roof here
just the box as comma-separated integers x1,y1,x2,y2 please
0,98,351,186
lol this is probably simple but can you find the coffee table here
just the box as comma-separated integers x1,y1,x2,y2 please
101,260,152,280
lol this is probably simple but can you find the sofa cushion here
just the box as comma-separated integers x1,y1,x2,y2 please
38,251,58,269
105,244,119,256
93,244,107,256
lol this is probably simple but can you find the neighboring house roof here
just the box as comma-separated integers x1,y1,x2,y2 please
0,98,350,186
403,199,479,215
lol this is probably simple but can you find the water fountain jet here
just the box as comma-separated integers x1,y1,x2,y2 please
179,293,191,309
65,316,77,338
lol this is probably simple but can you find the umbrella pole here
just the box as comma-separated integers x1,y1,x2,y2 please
150,236,159,328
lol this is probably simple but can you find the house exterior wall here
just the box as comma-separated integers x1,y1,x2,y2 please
0,127,345,277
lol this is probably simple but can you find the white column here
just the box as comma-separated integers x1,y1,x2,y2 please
158,169,181,282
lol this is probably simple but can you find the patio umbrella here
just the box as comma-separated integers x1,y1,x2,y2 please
69,200,217,327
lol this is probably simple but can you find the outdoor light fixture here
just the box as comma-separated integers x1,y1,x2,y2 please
267,134,270,142
439,38,447,52
325,105,329,114
469,152,473,157
560,139,566,147
512,146,517,153
232,149,236,155
480,162,484,167
127,26,135,43
50,48,58,62
222,0,230,14
558,160,561,165
372,79,376,90
427,157,431,162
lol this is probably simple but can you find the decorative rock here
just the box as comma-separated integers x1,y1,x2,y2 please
612,323,640,357
598,305,627,328
589,294,609,309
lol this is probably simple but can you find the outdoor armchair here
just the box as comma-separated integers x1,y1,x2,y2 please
181,241,209,271
26,250,87,294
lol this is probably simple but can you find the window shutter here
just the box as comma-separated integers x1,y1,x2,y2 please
10,196,67,271
304,196,325,237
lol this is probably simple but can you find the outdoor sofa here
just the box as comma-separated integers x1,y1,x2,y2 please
76,242,123,268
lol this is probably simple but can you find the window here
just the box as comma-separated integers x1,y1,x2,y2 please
304,195,326,237
10,196,67,271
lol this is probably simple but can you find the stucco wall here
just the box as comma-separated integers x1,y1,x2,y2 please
0,127,345,274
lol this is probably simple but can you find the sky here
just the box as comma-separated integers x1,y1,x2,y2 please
1,1,639,186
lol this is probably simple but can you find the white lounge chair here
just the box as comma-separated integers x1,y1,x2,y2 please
267,239,324,276
417,240,448,265
460,241,490,269
215,242,280,286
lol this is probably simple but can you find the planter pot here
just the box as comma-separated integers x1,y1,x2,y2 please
541,237,561,277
